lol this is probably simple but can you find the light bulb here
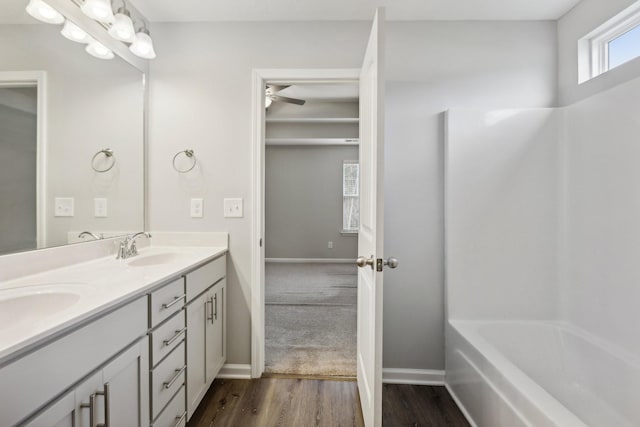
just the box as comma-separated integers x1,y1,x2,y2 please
86,39,114,60
81,0,115,24
25,0,64,24
129,28,156,59
108,8,136,43
61,20,91,43
265,96,273,108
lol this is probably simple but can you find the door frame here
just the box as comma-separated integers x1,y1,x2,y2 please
0,71,47,248
250,68,360,378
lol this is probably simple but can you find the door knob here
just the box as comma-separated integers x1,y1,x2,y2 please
384,257,399,269
356,255,375,268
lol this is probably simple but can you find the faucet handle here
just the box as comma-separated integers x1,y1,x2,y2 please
130,240,139,256
116,240,127,260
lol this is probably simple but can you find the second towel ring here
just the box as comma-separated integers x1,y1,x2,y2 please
173,149,196,173
92,148,116,173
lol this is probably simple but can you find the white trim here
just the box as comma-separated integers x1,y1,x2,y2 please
251,68,360,379
217,364,252,379
266,117,359,124
265,258,354,264
266,138,359,146
0,71,47,249
445,383,479,427
382,368,445,386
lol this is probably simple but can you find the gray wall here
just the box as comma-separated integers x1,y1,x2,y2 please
265,145,358,259
147,20,558,370
0,88,37,254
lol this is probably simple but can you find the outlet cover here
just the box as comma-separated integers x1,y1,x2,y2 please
94,198,107,217
191,198,204,218
224,198,243,218
54,197,74,217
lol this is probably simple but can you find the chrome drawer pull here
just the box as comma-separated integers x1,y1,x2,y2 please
163,365,186,389
214,293,218,320
206,297,214,323
162,295,186,309
163,327,187,347
173,412,187,427
80,394,96,427
95,383,110,427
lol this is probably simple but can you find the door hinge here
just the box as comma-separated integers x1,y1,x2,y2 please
376,258,383,272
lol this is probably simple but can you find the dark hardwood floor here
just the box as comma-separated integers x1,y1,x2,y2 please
187,378,470,427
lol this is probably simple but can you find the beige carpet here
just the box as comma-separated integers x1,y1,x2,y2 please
265,262,357,377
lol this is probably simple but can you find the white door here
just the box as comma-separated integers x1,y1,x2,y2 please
357,7,386,427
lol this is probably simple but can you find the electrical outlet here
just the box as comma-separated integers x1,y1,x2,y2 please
191,198,204,218
328,241,333,249
224,198,243,218
94,198,107,217
54,197,74,217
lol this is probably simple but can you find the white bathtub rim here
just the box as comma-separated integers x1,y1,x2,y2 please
444,382,479,427
448,319,589,427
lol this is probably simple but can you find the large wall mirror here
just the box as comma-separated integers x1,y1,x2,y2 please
0,0,146,255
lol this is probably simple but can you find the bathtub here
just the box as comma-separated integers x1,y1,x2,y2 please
445,320,640,427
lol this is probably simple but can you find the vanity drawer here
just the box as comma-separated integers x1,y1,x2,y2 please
150,277,186,327
150,310,186,367
152,385,186,427
151,342,186,419
186,255,226,302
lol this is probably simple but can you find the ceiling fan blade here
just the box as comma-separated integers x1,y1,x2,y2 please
271,95,306,106
268,85,290,93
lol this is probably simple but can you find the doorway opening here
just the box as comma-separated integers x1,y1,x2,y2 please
263,82,360,377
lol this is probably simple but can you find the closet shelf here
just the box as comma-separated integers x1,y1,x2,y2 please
265,117,359,124
266,138,359,146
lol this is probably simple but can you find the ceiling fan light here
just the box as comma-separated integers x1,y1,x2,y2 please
265,96,273,108
26,0,64,24
108,8,136,42
81,0,115,24
61,20,91,43
129,28,156,59
86,39,114,60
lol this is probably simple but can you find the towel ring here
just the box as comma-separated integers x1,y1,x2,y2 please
173,149,196,173
91,148,116,173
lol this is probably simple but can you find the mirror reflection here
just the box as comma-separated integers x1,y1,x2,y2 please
0,1,145,255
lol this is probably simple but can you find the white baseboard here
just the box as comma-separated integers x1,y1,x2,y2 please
445,382,478,427
382,368,445,385
217,364,252,379
266,258,353,264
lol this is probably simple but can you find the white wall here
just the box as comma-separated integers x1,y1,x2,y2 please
563,76,640,357
383,21,557,370
0,24,144,248
148,20,558,370
558,0,640,105
445,109,561,320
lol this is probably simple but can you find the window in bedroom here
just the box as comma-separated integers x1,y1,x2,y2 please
342,160,359,233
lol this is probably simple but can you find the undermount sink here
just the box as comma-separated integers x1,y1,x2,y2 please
0,288,82,328
127,252,187,267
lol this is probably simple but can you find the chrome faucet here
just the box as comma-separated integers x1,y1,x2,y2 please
78,231,101,240
116,232,152,260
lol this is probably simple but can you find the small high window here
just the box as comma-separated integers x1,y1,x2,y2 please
342,161,359,233
580,2,640,83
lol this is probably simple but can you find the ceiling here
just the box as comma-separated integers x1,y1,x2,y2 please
1,0,584,24
130,0,583,22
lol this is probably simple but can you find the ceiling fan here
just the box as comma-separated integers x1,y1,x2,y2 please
265,85,306,108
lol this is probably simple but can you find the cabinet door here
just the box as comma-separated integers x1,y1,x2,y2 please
102,337,150,427
207,280,226,381
23,391,76,427
186,291,208,419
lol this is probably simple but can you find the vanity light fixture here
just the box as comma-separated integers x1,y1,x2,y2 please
25,0,65,24
129,26,156,59
61,20,91,43
86,38,114,59
108,7,136,42
80,0,115,24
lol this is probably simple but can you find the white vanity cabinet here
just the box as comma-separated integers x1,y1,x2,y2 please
1,297,149,427
185,255,227,419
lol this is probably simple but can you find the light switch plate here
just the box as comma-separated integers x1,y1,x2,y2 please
191,198,204,218
224,198,243,218
94,198,107,217
54,197,74,217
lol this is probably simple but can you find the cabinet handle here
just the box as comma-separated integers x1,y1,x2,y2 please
80,394,96,427
163,365,186,389
163,327,187,347
214,293,218,321
206,297,214,323
162,294,186,309
95,383,110,427
173,412,187,427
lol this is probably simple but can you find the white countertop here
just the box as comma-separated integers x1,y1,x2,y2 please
0,245,227,364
